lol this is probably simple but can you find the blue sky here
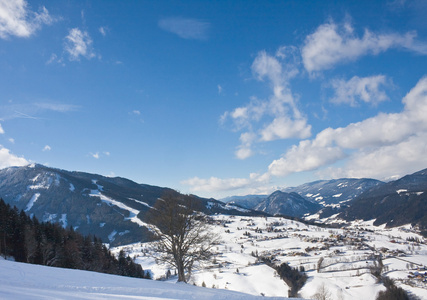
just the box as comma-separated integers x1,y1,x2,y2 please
1,0,427,199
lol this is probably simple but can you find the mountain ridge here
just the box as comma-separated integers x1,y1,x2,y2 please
0,164,264,246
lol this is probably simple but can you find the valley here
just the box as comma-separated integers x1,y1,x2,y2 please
113,215,427,299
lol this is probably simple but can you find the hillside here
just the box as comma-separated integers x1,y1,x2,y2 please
285,178,384,206
0,258,291,300
339,168,427,233
115,214,427,300
222,194,268,209
255,191,321,217
0,164,263,246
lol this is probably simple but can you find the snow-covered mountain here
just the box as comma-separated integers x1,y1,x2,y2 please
340,168,427,231
254,191,321,217
0,164,263,246
222,194,268,209
284,178,384,207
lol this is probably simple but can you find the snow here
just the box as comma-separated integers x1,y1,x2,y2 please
59,214,67,228
128,197,154,209
31,174,40,182
108,230,117,242
24,193,40,212
0,259,290,300
396,189,408,194
92,179,104,191
69,183,75,192
89,187,152,229
113,215,427,300
332,193,342,198
43,213,57,223
224,204,251,213
27,172,55,190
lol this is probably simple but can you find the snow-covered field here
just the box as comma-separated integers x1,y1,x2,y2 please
112,215,427,300
0,258,291,300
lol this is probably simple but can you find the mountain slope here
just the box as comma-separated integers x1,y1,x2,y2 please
222,194,268,209
284,178,384,207
339,168,427,233
255,191,321,217
0,164,263,246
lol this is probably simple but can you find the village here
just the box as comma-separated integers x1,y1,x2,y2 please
113,215,427,300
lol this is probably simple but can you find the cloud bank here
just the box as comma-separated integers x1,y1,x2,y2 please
268,76,427,179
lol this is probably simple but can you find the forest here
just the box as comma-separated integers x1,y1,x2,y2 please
0,198,149,279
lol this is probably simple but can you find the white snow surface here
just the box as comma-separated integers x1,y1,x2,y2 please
89,187,152,229
24,193,40,212
113,215,427,300
59,214,67,228
0,258,290,300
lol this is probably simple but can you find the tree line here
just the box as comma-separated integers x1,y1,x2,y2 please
0,198,149,279
261,257,307,297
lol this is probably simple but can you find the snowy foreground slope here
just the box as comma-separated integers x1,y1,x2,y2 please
0,258,294,300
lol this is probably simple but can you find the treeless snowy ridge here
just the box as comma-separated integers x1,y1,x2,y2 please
0,259,292,300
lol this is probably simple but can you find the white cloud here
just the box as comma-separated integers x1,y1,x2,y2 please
268,140,345,177
42,145,51,151
8,138,14,144
132,110,141,115
35,102,79,112
235,132,257,160
0,0,54,39
326,132,427,180
217,85,223,95
46,53,64,65
158,17,210,40
260,116,311,142
1,102,78,120
99,26,107,36
64,28,95,61
182,172,269,194
301,21,427,73
330,75,390,106
0,123,4,134
90,151,111,159
267,76,427,179
222,50,311,159
0,145,28,168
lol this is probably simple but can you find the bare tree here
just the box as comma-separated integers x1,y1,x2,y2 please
146,190,218,282
312,283,332,300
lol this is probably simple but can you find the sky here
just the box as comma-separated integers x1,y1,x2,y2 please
1,0,427,199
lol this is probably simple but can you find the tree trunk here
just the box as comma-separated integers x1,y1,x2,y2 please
177,259,186,282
